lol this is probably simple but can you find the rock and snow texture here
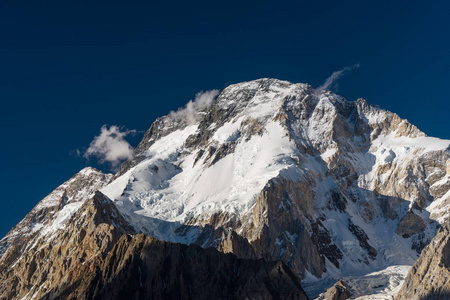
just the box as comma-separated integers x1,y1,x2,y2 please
312,265,410,300
0,167,112,258
344,265,410,300
100,79,449,294
1,78,449,299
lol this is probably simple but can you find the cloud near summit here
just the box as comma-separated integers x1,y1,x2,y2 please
82,125,138,171
318,64,360,91
170,89,220,124
79,90,220,171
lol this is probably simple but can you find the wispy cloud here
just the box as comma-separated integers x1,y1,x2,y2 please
318,64,360,91
81,125,138,171
170,89,220,124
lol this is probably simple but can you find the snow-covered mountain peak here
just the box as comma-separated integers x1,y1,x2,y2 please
78,166,105,176
104,79,449,246
2,78,450,300
6,78,448,294
213,78,309,110
118,78,432,182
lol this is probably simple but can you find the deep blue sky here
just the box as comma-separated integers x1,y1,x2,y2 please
1,0,449,237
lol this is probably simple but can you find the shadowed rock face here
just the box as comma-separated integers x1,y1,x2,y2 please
395,211,427,238
0,191,308,300
396,223,450,300
59,234,309,300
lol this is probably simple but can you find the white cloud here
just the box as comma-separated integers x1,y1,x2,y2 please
318,64,360,91
82,125,137,171
170,89,220,124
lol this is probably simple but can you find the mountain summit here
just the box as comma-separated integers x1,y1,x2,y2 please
1,78,449,299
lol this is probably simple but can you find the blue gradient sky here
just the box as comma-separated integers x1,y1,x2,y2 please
1,0,449,237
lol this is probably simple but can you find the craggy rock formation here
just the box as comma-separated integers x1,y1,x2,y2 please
395,211,427,238
0,167,112,258
396,223,450,300
70,234,309,300
321,280,350,300
0,192,134,300
0,191,308,300
243,178,327,279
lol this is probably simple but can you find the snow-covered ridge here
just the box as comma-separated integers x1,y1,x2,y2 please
0,167,112,258
102,121,298,223
36,167,110,210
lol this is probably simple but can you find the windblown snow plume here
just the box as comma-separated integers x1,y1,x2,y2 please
170,89,220,124
318,64,360,90
83,125,137,171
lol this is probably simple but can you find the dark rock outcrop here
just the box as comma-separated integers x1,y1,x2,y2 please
348,219,377,262
54,233,309,300
395,211,427,238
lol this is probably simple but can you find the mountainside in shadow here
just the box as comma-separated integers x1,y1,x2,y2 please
0,191,308,300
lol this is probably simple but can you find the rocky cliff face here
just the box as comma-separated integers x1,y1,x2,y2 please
83,234,308,300
396,223,450,300
0,191,308,300
1,78,449,299
0,191,134,299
